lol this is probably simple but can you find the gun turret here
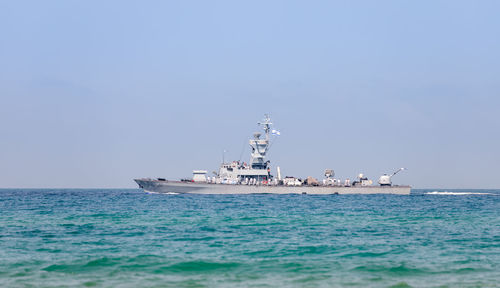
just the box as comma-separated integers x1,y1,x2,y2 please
378,168,406,186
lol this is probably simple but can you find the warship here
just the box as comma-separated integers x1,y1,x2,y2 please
134,115,410,195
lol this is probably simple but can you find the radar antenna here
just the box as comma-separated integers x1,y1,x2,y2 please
257,114,273,140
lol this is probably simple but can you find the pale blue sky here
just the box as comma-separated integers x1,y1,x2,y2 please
1,0,499,188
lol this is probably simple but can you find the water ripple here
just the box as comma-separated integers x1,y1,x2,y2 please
0,188,499,287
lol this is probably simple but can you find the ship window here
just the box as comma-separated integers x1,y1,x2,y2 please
227,168,233,171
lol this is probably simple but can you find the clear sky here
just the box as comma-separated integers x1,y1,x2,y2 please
1,0,499,189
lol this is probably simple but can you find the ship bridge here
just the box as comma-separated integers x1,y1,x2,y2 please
217,115,275,182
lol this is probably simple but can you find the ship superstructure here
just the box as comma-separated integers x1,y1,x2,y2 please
216,115,273,184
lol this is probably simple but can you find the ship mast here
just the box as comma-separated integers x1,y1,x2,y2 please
249,115,273,169
258,114,272,141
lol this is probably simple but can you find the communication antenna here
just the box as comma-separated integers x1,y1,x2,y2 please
257,114,273,140
222,149,227,164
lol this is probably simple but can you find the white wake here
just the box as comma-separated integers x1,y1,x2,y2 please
426,191,493,195
145,191,179,195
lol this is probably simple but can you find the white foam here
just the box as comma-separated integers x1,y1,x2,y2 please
145,190,160,194
145,190,179,195
426,191,493,195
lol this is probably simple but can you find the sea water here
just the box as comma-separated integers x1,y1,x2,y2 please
0,189,499,287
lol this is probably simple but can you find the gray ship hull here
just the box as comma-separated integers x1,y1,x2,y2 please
134,179,411,195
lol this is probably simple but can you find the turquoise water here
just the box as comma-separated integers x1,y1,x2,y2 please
1,189,499,287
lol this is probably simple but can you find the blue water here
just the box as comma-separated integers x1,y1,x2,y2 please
1,189,499,287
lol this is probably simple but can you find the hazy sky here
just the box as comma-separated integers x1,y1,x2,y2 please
1,1,499,189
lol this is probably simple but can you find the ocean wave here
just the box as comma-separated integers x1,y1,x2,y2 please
426,191,493,195
352,263,427,276
155,260,241,273
43,257,119,273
